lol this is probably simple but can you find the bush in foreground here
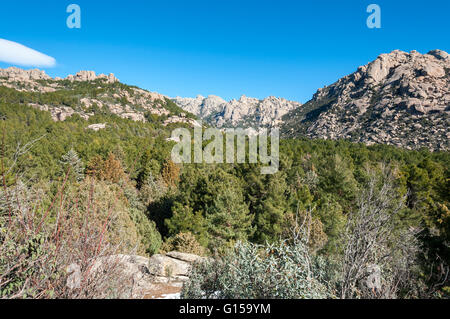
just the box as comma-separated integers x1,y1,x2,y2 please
181,240,332,299
0,176,138,299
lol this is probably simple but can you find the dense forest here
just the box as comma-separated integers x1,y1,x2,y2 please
0,84,449,299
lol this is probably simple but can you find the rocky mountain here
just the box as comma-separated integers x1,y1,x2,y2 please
281,50,450,151
0,67,199,128
0,67,119,85
172,94,301,130
3,48,449,152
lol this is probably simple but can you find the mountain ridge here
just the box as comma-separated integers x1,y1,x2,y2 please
281,49,449,151
172,94,301,130
1,49,449,151
0,67,200,128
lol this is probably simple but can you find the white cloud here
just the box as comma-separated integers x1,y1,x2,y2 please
0,38,56,67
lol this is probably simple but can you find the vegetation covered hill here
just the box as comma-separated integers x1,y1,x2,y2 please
0,67,198,126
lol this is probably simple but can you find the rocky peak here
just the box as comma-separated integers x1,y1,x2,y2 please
282,49,450,151
0,67,51,81
0,67,120,84
66,71,119,83
361,49,448,86
173,94,301,129
172,95,227,119
427,49,450,61
0,67,120,85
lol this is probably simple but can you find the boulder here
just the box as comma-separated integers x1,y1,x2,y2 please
64,71,119,83
0,67,50,81
78,252,204,298
166,251,204,263
87,123,107,131
420,63,445,78
148,254,192,277
427,49,450,61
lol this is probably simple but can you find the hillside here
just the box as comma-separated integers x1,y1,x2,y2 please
281,50,450,151
0,67,199,128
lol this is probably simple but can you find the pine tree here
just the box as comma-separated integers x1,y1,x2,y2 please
253,173,289,244
166,203,208,247
85,153,126,183
205,186,254,251
161,159,180,187
102,153,125,183
137,149,161,189
86,155,104,179
319,154,358,206
60,148,85,181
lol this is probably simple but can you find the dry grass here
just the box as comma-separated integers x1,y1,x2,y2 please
0,169,137,299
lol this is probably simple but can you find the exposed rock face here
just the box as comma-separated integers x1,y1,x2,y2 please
87,123,107,131
29,104,85,122
2,50,448,151
165,251,204,263
87,252,204,299
173,95,227,119
148,252,204,279
66,71,119,83
0,67,51,81
0,67,56,92
172,94,301,129
282,50,450,151
0,67,118,85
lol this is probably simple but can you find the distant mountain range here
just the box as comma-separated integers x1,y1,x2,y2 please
173,49,449,151
172,94,301,131
1,49,448,151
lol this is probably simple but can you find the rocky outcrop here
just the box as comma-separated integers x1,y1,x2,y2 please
87,123,107,131
147,252,204,280
3,50,448,151
0,67,56,92
66,71,119,83
163,116,201,127
29,103,88,121
172,94,301,130
85,252,204,299
165,251,205,263
172,95,227,119
0,67,196,128
282,49,450,151
0,67,51,81
0,68,119,85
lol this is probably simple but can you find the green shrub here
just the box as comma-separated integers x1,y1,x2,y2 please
128,207,162,256
160,232,205,256
181,241,332,299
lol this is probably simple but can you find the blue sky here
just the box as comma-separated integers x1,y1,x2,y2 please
0,0,449,102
